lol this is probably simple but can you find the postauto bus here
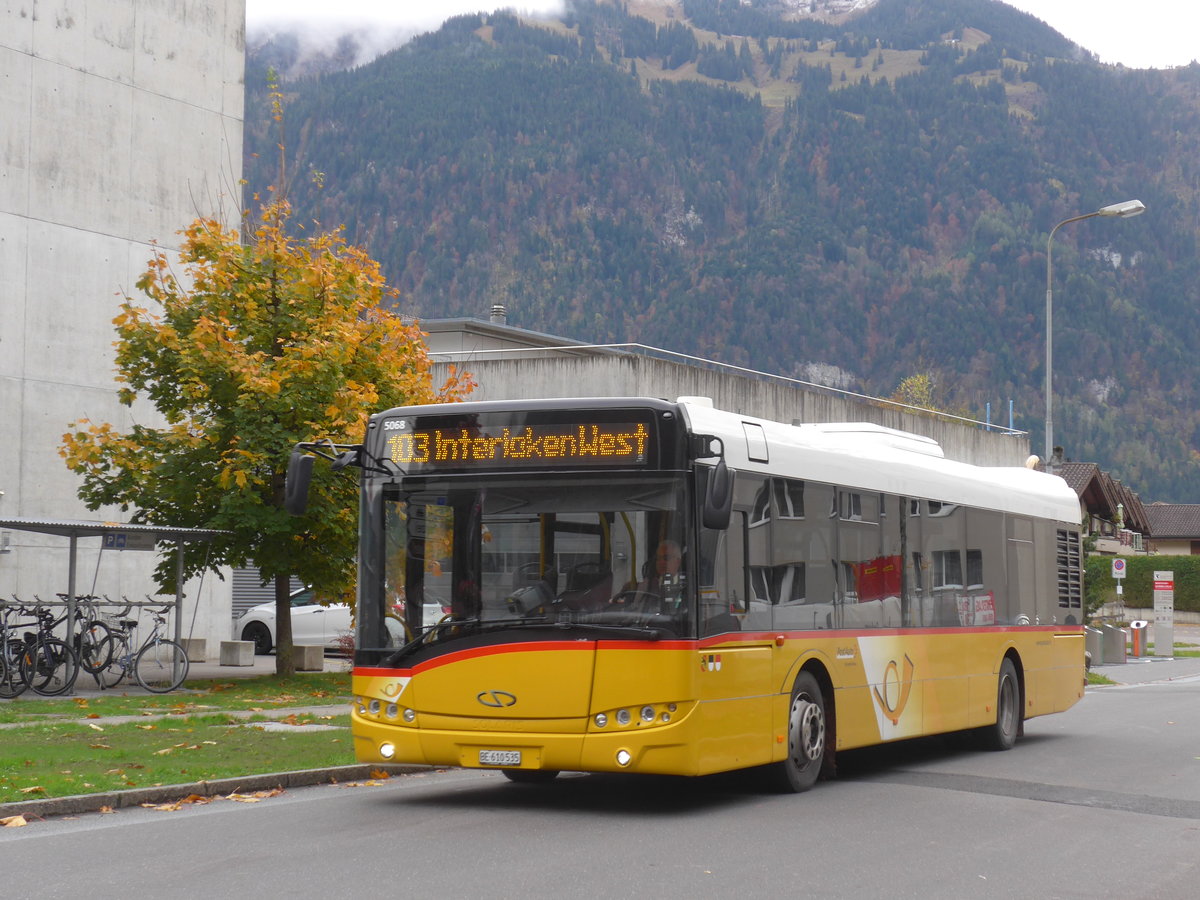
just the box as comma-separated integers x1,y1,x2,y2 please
286,397,1085,791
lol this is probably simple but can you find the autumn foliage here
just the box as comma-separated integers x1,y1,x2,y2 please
60,200,472,632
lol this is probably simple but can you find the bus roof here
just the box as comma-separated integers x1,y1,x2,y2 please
367,396,1078,523
678,400,1079,524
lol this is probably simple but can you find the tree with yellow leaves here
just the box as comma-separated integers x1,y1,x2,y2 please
60,199,472,675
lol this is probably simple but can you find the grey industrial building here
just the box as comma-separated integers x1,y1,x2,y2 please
1,1,246,648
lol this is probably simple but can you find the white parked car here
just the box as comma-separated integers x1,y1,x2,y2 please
235,588,450,655
236,588,351,655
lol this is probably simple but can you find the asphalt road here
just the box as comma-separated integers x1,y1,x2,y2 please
4,666,1199,899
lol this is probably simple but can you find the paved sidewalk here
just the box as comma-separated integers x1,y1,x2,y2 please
1091,653,1200,685
1089,623,1200,686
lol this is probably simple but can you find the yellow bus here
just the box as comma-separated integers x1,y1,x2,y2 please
287,397,1085,791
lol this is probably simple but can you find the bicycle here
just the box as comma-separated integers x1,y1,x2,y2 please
62,594,115,679
94,605,189,693
14,603,79,697
0,603,34,699
1,596,114,697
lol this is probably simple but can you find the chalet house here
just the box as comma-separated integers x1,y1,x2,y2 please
1143,503,1200,556
1054,462,1149,556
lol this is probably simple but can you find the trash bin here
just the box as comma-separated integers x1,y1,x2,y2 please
1085,626,1104,666
1102,623,1126,664
1129,620,1149,657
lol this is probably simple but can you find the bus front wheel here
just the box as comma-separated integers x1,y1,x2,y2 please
769,671,829,792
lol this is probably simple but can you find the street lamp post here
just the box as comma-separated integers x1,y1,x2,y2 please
1044,199,1145,472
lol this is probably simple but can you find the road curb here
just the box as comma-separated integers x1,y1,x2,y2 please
0,764,428,821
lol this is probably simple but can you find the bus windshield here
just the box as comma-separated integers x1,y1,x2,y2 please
361,474,692,656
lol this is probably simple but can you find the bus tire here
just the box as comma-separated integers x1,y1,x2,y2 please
980,658,1021,751
768,671,828,793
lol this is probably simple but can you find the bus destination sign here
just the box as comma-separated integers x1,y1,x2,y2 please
384,420,651,471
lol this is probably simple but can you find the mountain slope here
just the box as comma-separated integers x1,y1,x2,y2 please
244,0,1200,502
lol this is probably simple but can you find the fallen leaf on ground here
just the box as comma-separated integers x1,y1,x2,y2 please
1,816,28,827
227,788,284,802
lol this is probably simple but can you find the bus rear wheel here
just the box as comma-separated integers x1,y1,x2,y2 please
768,671,828,793
980,658,1021,751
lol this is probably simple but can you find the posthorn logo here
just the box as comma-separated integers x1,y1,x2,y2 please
477,690,517,708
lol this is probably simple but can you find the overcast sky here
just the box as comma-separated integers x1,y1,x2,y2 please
245,1,1199,71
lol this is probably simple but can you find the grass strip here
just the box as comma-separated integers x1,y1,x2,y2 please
0,712,354,802
0,671,350,724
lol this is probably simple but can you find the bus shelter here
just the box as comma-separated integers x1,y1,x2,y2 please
0,517,228,660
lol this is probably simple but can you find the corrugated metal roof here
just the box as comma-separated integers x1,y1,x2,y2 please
0,518,228,540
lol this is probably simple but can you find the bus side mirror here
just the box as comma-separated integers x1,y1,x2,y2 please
702,457,734,530
284,450,315,516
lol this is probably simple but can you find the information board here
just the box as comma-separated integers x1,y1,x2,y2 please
1153,569,1174,658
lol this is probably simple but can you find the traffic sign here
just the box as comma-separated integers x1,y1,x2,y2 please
1111,558,1126,579
102,531,156,551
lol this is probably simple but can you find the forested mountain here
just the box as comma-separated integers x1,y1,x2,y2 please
243,0,1200,502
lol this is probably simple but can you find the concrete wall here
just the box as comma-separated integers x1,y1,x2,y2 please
0,1,245,649
436,354,1033,467
1150,541,1195,557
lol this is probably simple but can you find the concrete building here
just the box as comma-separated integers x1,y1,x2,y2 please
1,1,245,651
421,314,1034,467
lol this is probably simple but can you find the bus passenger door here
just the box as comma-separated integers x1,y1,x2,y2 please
694,510,775,772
